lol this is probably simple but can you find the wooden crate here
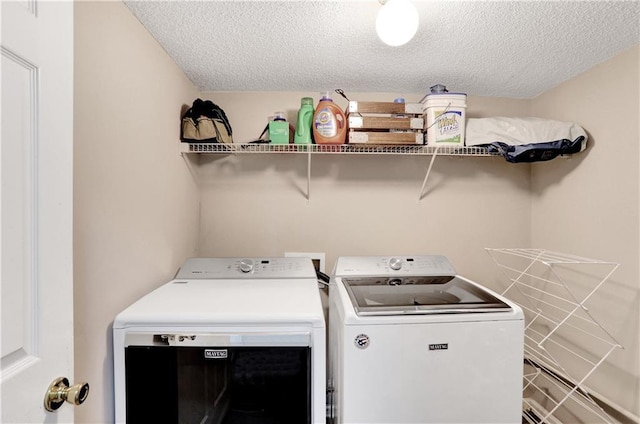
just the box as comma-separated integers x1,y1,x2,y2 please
349,131,423,145
349,115,423,130
347,100,424,145
348,101,423,115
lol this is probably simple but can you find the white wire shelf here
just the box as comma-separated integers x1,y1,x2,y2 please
486,248,622,424
180,142,499,201
180,142,498,156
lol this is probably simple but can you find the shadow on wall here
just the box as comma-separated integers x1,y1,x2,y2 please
196,152,532,195
103,324,115,423
530,129,593,195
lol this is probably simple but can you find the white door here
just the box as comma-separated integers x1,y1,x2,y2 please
1,1,76,423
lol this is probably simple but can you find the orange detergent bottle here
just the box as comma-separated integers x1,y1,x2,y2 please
312,92,347,144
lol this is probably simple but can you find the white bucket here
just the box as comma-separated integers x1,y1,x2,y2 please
423,93,467,146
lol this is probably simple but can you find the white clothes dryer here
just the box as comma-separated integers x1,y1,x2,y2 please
328,255,524,424
113,257,326,424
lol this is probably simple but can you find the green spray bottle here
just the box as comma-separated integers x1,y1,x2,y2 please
294,97,314,144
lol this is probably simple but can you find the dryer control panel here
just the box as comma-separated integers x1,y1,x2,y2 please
175,257,317,279
333,255,456,277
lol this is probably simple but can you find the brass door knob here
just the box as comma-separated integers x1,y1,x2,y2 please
44,377,90,412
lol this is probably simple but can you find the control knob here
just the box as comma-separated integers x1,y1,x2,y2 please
389,258,403,271
239,259,254,273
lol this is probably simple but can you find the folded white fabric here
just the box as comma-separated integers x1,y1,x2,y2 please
466,117,587,150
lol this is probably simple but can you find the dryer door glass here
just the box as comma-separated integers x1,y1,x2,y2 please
125,346,311,423
343,276,512,315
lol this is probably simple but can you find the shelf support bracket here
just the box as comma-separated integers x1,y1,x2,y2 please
306,148,311,201
417,146,440,201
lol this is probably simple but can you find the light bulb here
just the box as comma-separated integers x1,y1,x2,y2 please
376,0,419,47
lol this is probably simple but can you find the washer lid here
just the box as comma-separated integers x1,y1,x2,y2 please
342,275,512,315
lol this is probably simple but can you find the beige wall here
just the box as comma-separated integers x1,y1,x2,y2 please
531,45,640,417
197,92,532,286
73,2,200,422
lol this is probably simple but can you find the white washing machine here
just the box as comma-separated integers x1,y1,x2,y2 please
328,255,524,424
113,257,325,424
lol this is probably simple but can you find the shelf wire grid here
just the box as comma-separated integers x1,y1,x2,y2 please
486,248,622,424
181,143,497,156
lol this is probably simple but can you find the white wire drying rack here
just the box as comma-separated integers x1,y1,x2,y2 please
485,248,622,424
180,143,499,200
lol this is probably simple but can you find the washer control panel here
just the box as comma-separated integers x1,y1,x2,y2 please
175,257,317,279
334,255,456,277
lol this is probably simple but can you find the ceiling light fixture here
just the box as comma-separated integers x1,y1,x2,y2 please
376,0,419,47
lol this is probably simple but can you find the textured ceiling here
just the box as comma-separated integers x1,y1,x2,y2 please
124,0,640,98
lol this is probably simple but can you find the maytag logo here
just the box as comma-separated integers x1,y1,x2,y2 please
429,343,448,351
204,349,228,359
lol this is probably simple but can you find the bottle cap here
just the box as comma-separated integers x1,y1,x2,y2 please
301,97,313,106
430,84,448,94
320,91,332,101
273,111,286,121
